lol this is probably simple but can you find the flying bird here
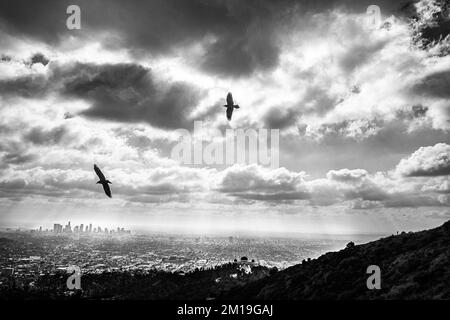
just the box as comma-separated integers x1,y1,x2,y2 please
94,164,112,198
224,92,240,121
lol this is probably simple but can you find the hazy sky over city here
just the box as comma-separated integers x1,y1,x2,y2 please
0,0,449,234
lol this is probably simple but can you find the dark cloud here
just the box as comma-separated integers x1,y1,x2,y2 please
63,112,75,119
0,61,204,129
353,194,449,209
412,104,429,117
23,126,69,145
0,0,412,77
126,193,191,204
412,70,450,98
230,191,310,201
141,183,188,195
0,131,36,166
125,195,164,204
110,179,197,197
1,54,11,62
94,0,291,77
0,0,69,45
263,106,299,129
0,0,286,77
302,86,340,116
0,74,48,98
30,53,50,66
344,183,390,202
200,26,280,77
124,135,153,150
351,85,361,94
0,178,68,199
1,152,36,165
339,40,387,72
383,194,449,207
54,62,203,129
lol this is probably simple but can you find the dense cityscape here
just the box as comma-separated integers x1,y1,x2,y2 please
0,223,365,282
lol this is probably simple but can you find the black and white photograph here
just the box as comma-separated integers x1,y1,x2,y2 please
0,0,449,316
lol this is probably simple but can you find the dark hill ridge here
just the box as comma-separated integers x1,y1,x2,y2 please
221,220,450,300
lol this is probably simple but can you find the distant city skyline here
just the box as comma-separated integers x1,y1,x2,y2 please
47,221,131,234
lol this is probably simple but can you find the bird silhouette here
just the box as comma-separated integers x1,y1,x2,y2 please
224,92,240,120
94,164,112,198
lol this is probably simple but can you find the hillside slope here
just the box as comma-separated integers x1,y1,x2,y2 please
221,221,450,300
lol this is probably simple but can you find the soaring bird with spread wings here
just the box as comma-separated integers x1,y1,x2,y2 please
94,164,112,198
224,92,240,121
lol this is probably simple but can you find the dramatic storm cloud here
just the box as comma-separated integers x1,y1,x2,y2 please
0,62,204,129
0,0,449,233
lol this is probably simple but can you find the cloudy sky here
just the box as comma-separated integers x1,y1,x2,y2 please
0,0,449,235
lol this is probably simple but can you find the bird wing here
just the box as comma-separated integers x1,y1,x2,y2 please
102,183,112,198
226,107,233,120
226,92,234,106
94,164,106,181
